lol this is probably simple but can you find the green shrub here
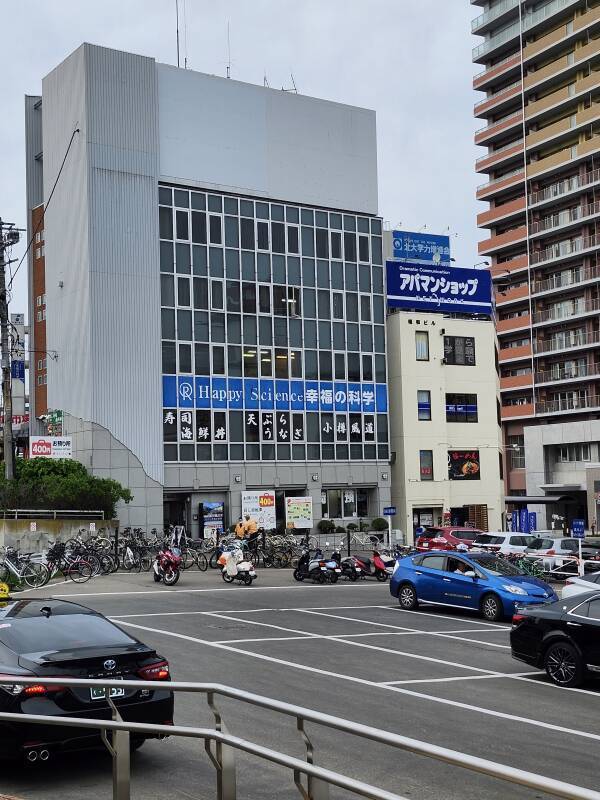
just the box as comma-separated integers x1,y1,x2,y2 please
0,458,132,519
335,525,346,533
346,522,358,532
317,519,335,534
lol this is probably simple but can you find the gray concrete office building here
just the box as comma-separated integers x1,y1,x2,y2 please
25,44,391,534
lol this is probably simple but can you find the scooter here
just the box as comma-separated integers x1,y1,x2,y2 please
330,551,362,581
221,548,257,585
352,550,395,582
293,549,341,583
153,545,182,585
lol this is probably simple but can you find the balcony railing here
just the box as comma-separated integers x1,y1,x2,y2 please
530,201,600,235
534,329,599,354
522,0,580,31
477,166,524,192
473,51,520,83
474,79,522,113
532,266,600,294
475,109,523,137
536,394,600,414
530,234,600,266
473,20,521,60
472,0,520,32
529,168,600,206
536,362,600,383
533,297,600,324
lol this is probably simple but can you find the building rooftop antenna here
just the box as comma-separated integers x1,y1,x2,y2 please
183,0,189,68
226,21,231,78
175,0,180,68
290,72,298,93
264,72,270,88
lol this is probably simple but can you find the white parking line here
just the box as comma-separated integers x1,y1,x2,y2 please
382,671,543,687
52,584,387,598
374,605,511,629
206,611,499,675
115,619,600,743
296,609,511,649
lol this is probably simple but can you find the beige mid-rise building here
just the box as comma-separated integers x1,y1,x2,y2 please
387,311,504,542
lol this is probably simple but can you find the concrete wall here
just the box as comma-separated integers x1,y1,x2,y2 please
387,312,504,537
0,519,116,553
41,44,163,483
63,412,164,530
157,65,378,215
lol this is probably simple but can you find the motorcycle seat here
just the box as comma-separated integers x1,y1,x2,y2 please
359,557,371,568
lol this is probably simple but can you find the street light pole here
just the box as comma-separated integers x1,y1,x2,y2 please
0,219,20,480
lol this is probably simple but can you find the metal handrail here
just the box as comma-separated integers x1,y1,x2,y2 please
0,509,105,520
1,676,599,800
473,50,520,81
534,329,599,354
531,201,600,235
532,267,600,294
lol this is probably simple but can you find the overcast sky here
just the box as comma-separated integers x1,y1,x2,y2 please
0,0,481,318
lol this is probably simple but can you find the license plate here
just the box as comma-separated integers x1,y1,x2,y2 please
90,681,125,701
422,543,429,548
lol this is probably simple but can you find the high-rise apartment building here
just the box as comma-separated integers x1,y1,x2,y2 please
473,0,600,527
25,44,391,532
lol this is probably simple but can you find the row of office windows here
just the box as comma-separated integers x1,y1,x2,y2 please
162,344,386,384
417,392,479,423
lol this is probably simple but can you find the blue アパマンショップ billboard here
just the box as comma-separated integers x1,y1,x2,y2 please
392,231,451,266
386,260,493,316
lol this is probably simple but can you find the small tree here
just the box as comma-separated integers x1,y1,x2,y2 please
371,517,389,532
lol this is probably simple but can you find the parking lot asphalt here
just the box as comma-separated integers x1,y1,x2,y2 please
3,569,600,800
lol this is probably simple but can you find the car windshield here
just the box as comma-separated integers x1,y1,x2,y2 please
527,538,553,550
0,614,137,655
453,530,479,541
468,554,522,576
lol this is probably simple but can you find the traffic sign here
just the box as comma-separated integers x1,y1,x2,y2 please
383,506,396,516
572,519,585,539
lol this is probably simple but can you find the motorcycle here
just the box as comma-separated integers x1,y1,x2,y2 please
221,548,257,586
153,546,182,585
293,549,341,583
352,550,395,582
330,551,362,581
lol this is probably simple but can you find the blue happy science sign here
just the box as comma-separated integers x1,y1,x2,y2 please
386,261,493,316
163,376,388,413
393,231,451,266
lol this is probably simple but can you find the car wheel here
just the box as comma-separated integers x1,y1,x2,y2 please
480,593,503,622
398,583,418,610
544,641,584,688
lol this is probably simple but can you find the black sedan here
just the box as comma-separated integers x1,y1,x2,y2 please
511,591,600,687
0,598,173,762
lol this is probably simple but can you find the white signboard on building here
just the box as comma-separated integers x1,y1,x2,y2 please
241,491,276,530
29,436,73,460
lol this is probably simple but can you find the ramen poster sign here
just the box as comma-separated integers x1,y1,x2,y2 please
448,450,480,481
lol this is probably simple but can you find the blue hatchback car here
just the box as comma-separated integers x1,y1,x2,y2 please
390,550,557,621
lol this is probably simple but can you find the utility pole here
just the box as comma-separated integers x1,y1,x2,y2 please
0,219,20,480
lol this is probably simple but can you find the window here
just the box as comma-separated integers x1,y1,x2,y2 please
415,331,429,361
558,443,591,462
36,295,42,307
445,393,478,423
419,450,433,480
507,434,525,468
417,390,431,421
444,336,475,365
421,555,445,571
